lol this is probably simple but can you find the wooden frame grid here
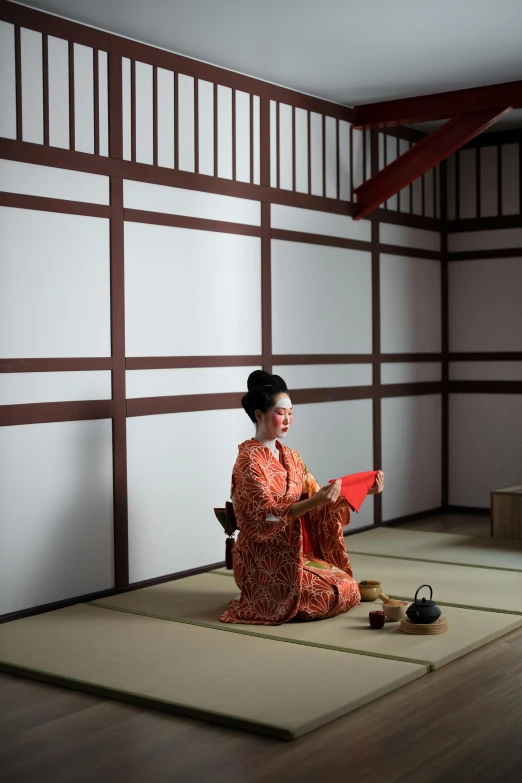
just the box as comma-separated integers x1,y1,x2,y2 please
1,0,521,617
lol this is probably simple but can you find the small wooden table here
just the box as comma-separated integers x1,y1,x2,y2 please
491,486,522,538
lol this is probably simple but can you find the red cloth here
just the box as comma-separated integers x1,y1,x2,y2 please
329,471,379,513
300,513,323,559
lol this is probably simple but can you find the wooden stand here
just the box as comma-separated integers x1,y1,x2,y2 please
491,486,522,539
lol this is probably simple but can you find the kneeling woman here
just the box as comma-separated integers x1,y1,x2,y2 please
219,371,384,626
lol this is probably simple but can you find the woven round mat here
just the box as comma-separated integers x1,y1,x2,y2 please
400,616,447,635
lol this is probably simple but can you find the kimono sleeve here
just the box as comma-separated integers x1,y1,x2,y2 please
297,454,320,498
233,451,294,523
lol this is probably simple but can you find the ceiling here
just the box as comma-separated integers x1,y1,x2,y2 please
17,0,522,130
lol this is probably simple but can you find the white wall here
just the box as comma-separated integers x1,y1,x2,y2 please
271,240,372,355
0,158,114,614
380,253,441,354
448,155,522,507
449,395,522,507
127,408,253,582
0,16,452,613
0,420,114,615
381,395,442,521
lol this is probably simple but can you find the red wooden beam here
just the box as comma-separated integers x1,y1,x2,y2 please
353,80,522,129
353,107,511,220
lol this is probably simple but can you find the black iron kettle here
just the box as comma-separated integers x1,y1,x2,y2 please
406,584,441,624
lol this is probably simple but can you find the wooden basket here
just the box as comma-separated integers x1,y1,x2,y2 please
400,616,448,635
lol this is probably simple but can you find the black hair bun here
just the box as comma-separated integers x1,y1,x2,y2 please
242,371,289,424
247,370,272,391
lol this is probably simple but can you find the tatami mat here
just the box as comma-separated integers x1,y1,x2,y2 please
0,603,425,740
91,572,522,670
212,553,522,614
345,528,522,572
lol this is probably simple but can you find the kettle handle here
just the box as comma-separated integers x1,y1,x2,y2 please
414,584,433,605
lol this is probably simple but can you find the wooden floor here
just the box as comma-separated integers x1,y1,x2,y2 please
2,514,521,783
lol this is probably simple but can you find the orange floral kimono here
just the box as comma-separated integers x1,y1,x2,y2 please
219,439,361,625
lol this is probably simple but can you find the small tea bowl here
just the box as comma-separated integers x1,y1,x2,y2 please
357,580,382,601
382,600,409,622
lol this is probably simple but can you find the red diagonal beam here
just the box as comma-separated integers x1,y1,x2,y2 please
353,107,511,220
353,80,522,129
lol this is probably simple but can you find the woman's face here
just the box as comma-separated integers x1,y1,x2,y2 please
256,393,293,440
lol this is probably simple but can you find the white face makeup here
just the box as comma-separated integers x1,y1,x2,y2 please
255,393,293,453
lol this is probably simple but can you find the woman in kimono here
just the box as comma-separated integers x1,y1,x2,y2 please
219,370,384,626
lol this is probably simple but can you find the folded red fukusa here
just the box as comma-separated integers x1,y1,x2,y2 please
329,471,379,513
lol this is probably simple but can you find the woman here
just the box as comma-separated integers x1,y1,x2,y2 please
219,370,384,626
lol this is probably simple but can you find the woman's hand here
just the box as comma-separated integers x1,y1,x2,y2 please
313,479,342,507
368,470,385,495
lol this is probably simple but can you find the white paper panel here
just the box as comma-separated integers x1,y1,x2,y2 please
365,130,372,181
386,135,398,210
381,363,442,384
448,227,522,252
310,111,323,196
269,99,277,187
218,85,233,180
126,366,261,398
338,120,350,201
295,107,308,194
378,133,385,172
135,61,153,165
0,159,109,204
0,371,112,405
382,395,442,521
352,128,364,190
325,116,337,199
449,257,522,351
124,222,261,356
21,27,43,144
480,146,498,217
122,57,131,161
97,50,108,156
285,400,374,530
379,222,441,252
157,67,174,169
0,22,16,139
127,408,253,581
424,167,434,218
501,143,520,216
449,361,522,381
411,176,423,216
73,44,94,154
0,207,111,358
459,148,477,219
123,179,260,225
0,420,114,614
252,95,260,185
272,364,372,389
279,102,292,190
198,78,214,176
272,240,372,354
48,36,70,149
380,254,441,354
446,153,456,221
398,139,410,213
449,394,522,507
178,73,195,172
271,204,371,241
235,90,250,183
